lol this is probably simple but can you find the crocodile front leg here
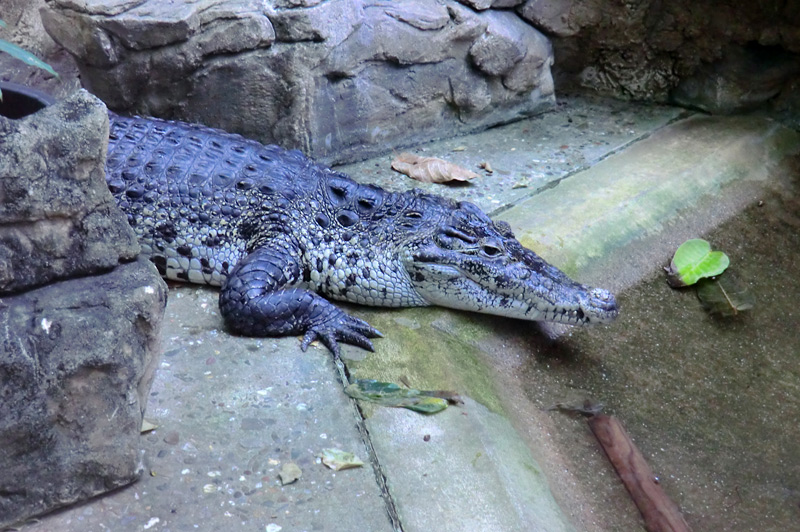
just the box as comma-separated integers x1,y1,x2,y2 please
219,238,382,356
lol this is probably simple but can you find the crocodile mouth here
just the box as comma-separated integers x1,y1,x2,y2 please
408,259,618,326
538,287,618,325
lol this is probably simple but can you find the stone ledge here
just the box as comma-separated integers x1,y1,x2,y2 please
498,114,800,289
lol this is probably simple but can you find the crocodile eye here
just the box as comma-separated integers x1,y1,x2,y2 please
481,244,503,257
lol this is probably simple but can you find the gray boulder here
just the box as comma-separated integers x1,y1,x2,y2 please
0,89,140,294
41,0,555,164
0,89,167,528
0,257,167,529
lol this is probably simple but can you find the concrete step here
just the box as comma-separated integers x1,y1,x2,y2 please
500,113,800,290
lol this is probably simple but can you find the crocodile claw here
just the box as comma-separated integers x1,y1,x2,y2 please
300,311,383,357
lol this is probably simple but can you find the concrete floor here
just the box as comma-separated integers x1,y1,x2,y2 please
15,94,800,532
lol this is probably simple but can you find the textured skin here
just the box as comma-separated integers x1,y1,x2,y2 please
106,112,618,355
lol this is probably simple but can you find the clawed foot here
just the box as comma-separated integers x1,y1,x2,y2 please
300,310,383,357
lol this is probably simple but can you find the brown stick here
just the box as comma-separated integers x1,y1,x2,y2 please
588,414,691,532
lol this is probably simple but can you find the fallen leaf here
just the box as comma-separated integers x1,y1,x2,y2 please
452,146,467,152
391,152,478,184
345,379,452,414
478,161,493,174
141,419,158,433
696,271,754,316
278,462,302,485
665,239,730,287
419,389,464,405
319,449,364,471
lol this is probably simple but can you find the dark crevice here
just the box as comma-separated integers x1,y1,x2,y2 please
332,355,404,532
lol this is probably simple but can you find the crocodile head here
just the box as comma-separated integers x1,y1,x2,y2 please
403,200,618,325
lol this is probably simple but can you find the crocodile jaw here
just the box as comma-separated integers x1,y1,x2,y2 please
405,245,619,326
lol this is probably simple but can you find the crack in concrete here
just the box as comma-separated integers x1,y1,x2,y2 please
333,356,405,532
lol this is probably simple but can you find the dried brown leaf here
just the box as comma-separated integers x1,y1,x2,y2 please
391,152,478,184
279,462,302,485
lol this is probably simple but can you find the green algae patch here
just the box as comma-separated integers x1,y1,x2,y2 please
346,307,504,416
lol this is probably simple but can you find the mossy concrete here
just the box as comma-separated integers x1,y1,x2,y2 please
367,398,574,532
336,110,800,532
338,94,686,217
345,307,503,416
344,307,576,531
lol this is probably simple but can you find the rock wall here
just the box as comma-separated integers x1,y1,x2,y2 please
7,0,798,138
0,90,167,528
40,0,556,164
517,0,800,115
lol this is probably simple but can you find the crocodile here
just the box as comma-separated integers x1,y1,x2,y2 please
106,112,618,356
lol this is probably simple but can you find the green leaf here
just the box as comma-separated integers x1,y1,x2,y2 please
345,379,451,414
0,39,59,78
319,448,364,471
696,271,754,316
666,239,730,287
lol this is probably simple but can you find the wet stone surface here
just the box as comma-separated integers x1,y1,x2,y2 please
537,184,800,531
